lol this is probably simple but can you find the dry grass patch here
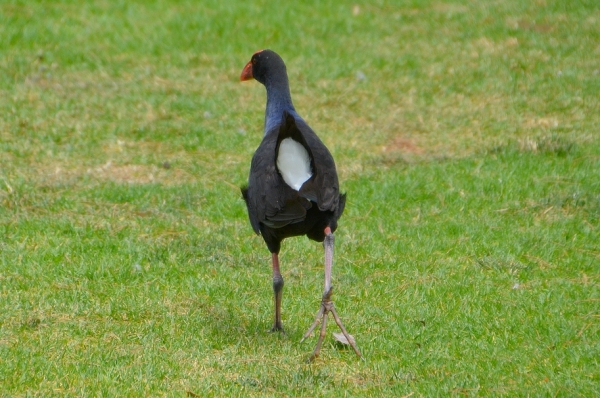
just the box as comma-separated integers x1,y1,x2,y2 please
86,162,192,185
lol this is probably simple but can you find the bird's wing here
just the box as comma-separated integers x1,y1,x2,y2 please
243,127,311,232
289,113,341,213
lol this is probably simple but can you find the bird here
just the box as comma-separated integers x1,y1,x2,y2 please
239,49,361,360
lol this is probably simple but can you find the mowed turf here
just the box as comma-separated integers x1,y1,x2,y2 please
1,0,599,396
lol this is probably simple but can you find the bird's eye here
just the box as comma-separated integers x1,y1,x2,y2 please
252,58,257,65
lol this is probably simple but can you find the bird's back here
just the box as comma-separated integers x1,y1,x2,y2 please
242,111,345,249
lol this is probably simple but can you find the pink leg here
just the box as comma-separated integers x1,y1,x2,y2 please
301,227,361,360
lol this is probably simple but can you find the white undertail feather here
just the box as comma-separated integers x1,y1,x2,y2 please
277,138,312,191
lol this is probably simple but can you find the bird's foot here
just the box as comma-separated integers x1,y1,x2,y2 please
269,322,285,334
300,286,361,361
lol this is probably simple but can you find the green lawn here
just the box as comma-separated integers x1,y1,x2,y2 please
1,0,599,396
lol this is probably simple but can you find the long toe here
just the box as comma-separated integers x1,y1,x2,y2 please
270,323,285,333
302,297,361,360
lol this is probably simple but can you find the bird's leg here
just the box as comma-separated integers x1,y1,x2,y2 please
301,227,361,360
270,252,285,332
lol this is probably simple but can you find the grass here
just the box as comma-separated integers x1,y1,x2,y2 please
1,0,599,396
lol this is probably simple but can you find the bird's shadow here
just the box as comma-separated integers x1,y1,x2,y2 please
194,299,309,349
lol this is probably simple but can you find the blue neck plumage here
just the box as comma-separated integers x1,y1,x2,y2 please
263,77,301,135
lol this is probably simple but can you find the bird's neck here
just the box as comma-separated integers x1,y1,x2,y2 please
264,76,296,135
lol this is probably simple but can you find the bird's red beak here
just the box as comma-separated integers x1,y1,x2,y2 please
240,61,254,81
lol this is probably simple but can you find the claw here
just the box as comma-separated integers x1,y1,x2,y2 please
269,324,285,333
302,286,361,360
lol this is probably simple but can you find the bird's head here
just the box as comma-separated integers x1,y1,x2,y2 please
240,49,286,85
